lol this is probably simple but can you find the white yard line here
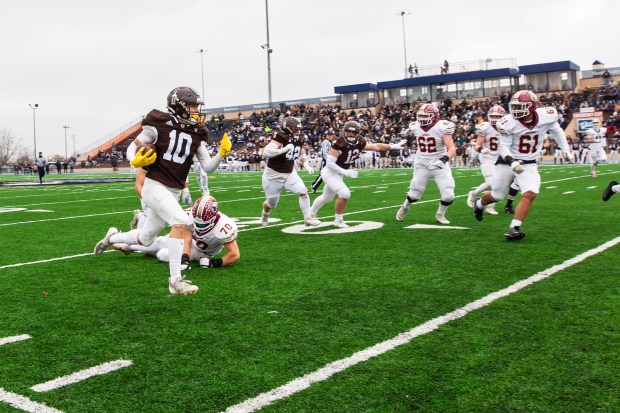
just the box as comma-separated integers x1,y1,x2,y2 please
31,360,133,393
0,253,94,270
0,211,134,227
222,235,620,413
0,334,31,346
0,389,63,413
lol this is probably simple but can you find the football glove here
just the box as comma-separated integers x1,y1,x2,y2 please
180,254,191,271
131,147,157,168
430,159,446,169
480,147,491,154
303,162,314,174
510,160,524,174
390,140,407,150
346,169,358,179
199,257,223,268
281,143,295,154
219,133,232,157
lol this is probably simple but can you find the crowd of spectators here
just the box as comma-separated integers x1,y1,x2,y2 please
75,80,620,173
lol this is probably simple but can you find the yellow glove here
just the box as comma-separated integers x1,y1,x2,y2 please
131,146,157,168
219,133,232,157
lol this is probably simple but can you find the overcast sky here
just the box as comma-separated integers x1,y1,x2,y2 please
1,0,617,158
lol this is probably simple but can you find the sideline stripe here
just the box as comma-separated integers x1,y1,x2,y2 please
31,360,133,392
0,334,31,346
222,235,620,413
0,389,63,413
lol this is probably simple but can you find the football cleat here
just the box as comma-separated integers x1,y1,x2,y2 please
260,213,269,227
94,227,119,255
168,277,199,295
602,180,618,201
504,227,525,241
304,216,321,227
486,206,499,215
504,204,515,214
130,210,142,230
466,191,476,208
435,214,450,224
395,206,408,221
111,243,133,256
333,221,349,228
473,199,484,221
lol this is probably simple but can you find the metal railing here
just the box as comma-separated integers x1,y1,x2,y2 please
408,58,517,78
75,116,143,157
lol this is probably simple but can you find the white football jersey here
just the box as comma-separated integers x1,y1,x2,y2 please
585,127,607,151
496,107,569,162
475,121,501,160
189,212,238,258
410,120,455,161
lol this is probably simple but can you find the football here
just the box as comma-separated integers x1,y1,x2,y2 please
136,142,155,155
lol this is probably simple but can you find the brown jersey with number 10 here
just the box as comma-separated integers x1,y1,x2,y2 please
142,109,209,189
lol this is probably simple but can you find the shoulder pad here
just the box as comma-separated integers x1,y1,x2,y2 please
536,106,559,123
332,137,348,150
440,120,455,135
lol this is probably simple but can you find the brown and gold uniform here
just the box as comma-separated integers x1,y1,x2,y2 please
265,130,303,173
142,109,209,189
331,136,367,169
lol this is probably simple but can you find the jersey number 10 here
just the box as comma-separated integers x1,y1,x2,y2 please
163,131,192,164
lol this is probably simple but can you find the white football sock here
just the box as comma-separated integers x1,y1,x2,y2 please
167,237,184,284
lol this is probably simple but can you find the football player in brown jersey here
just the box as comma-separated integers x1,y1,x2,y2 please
310,121,406,228
94,86,232,295
260,116,321,227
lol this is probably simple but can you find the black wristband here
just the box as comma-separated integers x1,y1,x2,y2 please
209,258,223,268
503,155,514,164
181,253,190,264
476,146,482,153
439,155,449,163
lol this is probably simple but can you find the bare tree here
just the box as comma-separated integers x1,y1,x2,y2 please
0,128,22,171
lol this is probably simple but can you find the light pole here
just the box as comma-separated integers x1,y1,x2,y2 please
72,134,76,158
63,125,70,160
262,0,273,106
396,11,411,78
199,49,207,100
28,104,38,159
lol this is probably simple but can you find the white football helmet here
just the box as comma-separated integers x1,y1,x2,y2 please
487,105,507,126
591,119,601,129
191,195,220,235
416,104,439,126
509,90,537,119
